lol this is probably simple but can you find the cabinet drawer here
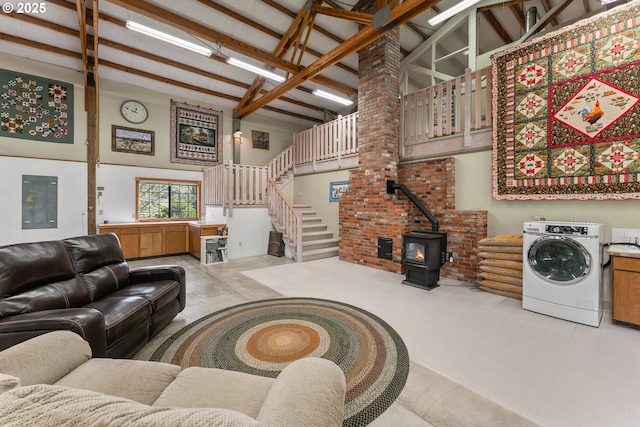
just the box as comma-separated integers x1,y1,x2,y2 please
613,256,640,273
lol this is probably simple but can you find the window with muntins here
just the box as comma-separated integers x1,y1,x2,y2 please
136,178,201,221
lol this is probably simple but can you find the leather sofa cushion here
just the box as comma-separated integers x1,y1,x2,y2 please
63,233,126,273
80,262,130,302
114,280,180,312
0,277,90,316
86,296,150,345
0,241,76,296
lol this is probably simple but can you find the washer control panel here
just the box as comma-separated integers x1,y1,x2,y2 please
545,224,588,235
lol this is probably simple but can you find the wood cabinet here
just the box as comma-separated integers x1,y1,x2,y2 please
188,222,223,259
165,225,188,255
612,256,640,326
105,226,140,258
99,222,224,260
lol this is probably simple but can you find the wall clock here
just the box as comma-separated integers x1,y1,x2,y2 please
120,100,148,124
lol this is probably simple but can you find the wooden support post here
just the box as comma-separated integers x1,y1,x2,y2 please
86,74,98,234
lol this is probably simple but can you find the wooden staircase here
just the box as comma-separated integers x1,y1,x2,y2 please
294,204,339,261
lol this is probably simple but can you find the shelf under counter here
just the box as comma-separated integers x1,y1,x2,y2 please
187,221,226,259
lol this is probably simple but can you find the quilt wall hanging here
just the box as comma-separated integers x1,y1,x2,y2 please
0,69,73,144
492,1,640,200
170,100,222,166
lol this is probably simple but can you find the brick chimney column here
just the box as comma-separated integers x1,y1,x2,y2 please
339,27,409,273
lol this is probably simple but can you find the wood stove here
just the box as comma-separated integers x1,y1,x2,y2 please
402,231,447,290
386,180,449,290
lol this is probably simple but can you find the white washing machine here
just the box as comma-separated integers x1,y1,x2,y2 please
522,221,603,327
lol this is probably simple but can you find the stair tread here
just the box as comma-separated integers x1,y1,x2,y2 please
302,238,339,245
302,224,327,229
302,230,333,236
302,247,339,255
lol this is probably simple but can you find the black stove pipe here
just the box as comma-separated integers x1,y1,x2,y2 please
386,180,439,232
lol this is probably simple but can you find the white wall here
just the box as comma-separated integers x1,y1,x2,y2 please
0,157,87,245
454,150,640,242
96,164,203,224
226,208,274,259
0,51,304,255
293,169,351,238
234,116,305,166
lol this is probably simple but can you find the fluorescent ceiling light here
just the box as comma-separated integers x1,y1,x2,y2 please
126,20,213,57
427,0,482,26
312,89,353,106
226,57,286,83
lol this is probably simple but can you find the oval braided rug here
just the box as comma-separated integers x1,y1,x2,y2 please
150,297,409,427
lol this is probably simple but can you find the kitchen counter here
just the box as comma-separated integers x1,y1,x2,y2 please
608,244,640,259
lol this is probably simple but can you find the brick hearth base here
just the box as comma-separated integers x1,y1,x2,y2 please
339,157,487,285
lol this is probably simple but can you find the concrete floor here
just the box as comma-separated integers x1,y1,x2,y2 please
131,254,640,427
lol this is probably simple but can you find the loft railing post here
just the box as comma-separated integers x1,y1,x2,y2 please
464,68,472,148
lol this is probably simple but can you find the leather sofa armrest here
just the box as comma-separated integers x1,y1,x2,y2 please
256,357,346,427
129,265,186,311
0,331,92,386
0,308,107,357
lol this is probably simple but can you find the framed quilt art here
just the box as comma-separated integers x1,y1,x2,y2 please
492,2,640,200
170,100,222,166
0,69,73,144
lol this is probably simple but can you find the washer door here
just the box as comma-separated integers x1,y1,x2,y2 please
527,236,591,284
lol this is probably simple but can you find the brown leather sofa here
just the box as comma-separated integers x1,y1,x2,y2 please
0,233,186,358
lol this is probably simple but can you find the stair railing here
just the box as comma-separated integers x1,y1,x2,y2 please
204,161,268,216
266,144,294,183
293,112,358,169
401,66,492,146
267,179,302,261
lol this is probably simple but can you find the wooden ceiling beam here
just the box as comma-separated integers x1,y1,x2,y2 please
0,29,325,123
405,21,430,40
479,0,529,11
582,0,591,14
48,0,345,114
105,0,356,96
236,0,437,119
481,9,513,45
509,5,526,30
75,0,89,109
262,0,342,44
541,0,559,27
310,5,373,25
236,6,313,113
534,1,573,33
196,0,357,76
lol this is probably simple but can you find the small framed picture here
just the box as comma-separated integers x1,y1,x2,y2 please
329,180,349,202
112,125,155,155
251,130,269,150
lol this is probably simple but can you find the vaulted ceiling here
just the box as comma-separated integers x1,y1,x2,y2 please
0,0,624,128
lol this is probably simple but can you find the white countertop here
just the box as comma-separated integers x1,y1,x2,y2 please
608,244,640,259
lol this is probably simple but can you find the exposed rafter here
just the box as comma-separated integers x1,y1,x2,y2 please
236,0,438,119
0,26,325,123
509,4,526,30
105,0,356,96
481,9,513,45
196,0,357,76
310,5,372,25
18,1,331,121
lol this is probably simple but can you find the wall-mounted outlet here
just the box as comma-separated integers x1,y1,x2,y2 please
239,241,242,247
